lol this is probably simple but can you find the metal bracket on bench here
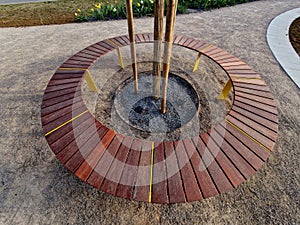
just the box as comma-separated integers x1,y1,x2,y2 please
193,44,213,72
218,79,232,100
84,70,99,93
107,40,125,69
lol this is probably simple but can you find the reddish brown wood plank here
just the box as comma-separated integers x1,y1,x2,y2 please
229,110,277,141
44,82,81,94
178,36,188,45
63,59,92,67
216,57,242,64
72,53,97,61
56,120,103,165
132,141,152,202
232,105,278,132
192,136,233,193
224,65,253,71
96,41,115,51
214,123,265,170
42,102,85,127
235,92,276,107
87,134,124,189
142,33,151,42
183,139,218,198
220,61,247,67
209,128,256,179
49,113,95,154
174,140,202,202
43,86,79,101
42,91,80,109
60,63,89,69
100,136,133,196
51,73,84,81
202,132,245,188
75,129,116,181
204,47,223,55
115,139,142,199
64,125,108,173
120,35,130,45
80,49,102,58
186,39,199,49
226,115,275,151
152,142,168,203
137,33,145,43
46,111,93,145
41,96,83,117
234,96,278,115
164,141,186,203
193,42,209,52
233,100,278,123
234,86,274,99
85,45,106,56
173,35,182,44
233,82,271,92
47,78,83,86
182,38,194,47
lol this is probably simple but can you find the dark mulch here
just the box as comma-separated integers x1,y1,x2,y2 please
289,17,300,56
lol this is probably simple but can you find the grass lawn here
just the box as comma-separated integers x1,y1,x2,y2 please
0,0,108,27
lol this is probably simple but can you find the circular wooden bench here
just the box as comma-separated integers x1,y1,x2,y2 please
41,33,279,203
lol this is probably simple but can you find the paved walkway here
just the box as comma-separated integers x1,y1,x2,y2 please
0,0,299,224
267,8,300,89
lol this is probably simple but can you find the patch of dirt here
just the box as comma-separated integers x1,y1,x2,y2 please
289,17,300,55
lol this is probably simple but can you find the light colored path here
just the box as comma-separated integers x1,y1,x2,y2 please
0,0,300,224
267,8,300,89
0,0,56,5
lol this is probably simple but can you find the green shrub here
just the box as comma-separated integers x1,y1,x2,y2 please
75,0,259,22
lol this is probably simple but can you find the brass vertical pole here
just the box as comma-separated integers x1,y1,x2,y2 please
152,0,164,98
126,0,138,93
161,0,178,113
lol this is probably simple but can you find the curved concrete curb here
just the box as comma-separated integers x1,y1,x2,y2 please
267,8,300,89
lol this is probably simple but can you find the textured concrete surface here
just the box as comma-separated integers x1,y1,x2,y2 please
267,7,300,88
0,0,300,224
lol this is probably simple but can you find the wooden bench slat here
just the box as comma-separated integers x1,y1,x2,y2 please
42,103,85,129
75,129,116,181
226,115,275,151
234,86,274,99
64,126,108,173
42,90,80,109
232,105,278,132
203,132,245,188
229,110,278,141
56,121,103,165
183,139,219,198
41,96,83,117
49,114,96,154
214,124,265,170
234,100,279,124
210,127,256,178
151,142,168,203
235,92,277,107
45,82,81,94
132,141,152,202
193,136,233,193
87,134,124,189
115,139,142,199
174,140,202,202
47,78,83,86
235,96,278,115
100,136,133,196
164,141,186,203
